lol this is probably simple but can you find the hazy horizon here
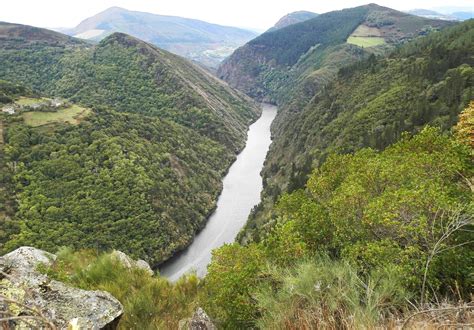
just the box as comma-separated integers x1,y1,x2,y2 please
2,0,472,32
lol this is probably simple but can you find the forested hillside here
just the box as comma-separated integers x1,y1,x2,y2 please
37,115,473,328
244,19,473,242
0,24,260,151
218,4,451,103
0,23,259,265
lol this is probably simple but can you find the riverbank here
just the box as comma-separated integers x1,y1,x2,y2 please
160,104,277,281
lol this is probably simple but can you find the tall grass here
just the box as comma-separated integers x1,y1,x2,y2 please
40,248,199,329
255,257,409,329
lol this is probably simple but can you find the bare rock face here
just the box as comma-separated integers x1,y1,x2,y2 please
179,308,216,330
0,247,123,329
111,250,154,276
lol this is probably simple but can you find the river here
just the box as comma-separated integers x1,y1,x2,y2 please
159,104,277,281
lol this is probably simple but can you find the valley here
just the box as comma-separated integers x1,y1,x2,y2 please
0,2,473,329
160,104,277,280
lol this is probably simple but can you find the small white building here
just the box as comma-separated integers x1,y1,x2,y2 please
51,98,63,107
2,106,15,115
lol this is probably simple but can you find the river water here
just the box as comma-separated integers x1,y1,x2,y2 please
159,104,277,281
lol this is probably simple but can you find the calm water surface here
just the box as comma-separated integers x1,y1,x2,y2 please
159,104,277,281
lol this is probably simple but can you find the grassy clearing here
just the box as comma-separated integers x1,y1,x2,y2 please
22,105,91,127
347,36,386,47
15,97,48,106
351,24,382,37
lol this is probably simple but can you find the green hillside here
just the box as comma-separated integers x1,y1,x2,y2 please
244,19,473,242
218,4,452,103
0,24,259,151
0,24,259,265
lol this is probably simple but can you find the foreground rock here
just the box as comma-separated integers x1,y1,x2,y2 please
179,308,216,330
111,250,154,276
0,247,123,329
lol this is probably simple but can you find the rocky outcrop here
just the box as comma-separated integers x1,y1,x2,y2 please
179,308,216,330
111,250,154,276
0,247,123,329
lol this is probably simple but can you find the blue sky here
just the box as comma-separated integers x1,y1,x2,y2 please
1,0,473,31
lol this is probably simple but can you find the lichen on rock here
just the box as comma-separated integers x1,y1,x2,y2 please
179,307,216,330
0,247,123,329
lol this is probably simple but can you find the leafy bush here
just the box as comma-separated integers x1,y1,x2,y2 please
267,127,473,297
202,244,265,328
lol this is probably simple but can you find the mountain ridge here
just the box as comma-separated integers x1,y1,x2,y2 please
268,11,319,31
62,6,258,68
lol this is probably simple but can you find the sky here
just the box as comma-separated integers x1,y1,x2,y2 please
1,0,473,31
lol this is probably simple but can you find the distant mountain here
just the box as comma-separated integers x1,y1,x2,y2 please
406,9,456,20
268,11,318,31
0,22,260,265
451,11,474,20
62,7,258,68
0,21,86,48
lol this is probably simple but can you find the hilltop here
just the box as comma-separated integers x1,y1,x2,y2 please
0,21,86,49
0,25,259,150
268,11,318,31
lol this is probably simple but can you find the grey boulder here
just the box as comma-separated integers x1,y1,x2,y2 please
0,247,123,329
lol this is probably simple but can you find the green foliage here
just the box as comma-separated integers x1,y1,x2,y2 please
248,6,369,67
205,126,472,327
0,30,259,151
2,110,233,265
0,80,30,104
40,248,200,329
266,128,473,296
202,244,265,328
0,26,259,265
218,3,451,103
247,19,474,242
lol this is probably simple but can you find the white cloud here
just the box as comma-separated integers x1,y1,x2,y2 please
1,0,473,30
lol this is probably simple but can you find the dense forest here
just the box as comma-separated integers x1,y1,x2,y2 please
244,19,474,242
0,23,259,265
0,24,260,151
1,107,236,265
39,110,473,328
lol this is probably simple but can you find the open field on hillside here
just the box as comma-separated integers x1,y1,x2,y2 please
351,24,382,36
16,97,49,106
347,36,386,47
23,105,91,127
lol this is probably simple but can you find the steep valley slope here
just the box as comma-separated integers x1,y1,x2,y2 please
0,23,260,265
217,6,472,242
